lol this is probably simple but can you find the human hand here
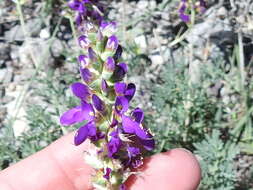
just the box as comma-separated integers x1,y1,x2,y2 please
0,133,201,190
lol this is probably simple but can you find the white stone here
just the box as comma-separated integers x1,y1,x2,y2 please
39,28,50,39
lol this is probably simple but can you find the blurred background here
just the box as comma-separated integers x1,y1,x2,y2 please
0,0,253,189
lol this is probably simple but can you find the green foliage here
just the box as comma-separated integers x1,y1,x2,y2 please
0,71,78,169
194,130,239,190
148,62,224,152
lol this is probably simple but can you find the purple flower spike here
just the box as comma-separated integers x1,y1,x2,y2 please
131,108,144,123
106,35,118,51
92,94,106,112
78,55,89,68
125,83,136,101
103,168,112,180
74,121,97,145
78,35,90,49
115,96,129,115
105,57,115,72
115,82,127,96
71,82,90,100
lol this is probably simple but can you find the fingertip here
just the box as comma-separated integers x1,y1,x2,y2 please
126,148,201,190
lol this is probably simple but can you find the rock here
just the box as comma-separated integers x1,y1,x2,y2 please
0,85,5,98
50,38,65,58
4,18,43,42
134,35,147,50
0,107,7,124
39,28,50,39
0,68,13,84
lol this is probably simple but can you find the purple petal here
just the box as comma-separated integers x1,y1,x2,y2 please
119,184,126,190
114,82,126,96
92,94,105,112
180,13,190,22
103,168,112,180
115,96,129,115
124,83,136,101
80,101,95,121
127,146,140,157
140,134,155,151
122,115,148,139
71,82,90,100
74,125,89,146
107,136,121,158
60,106,84,125
74,121,96,145
131,108,144,123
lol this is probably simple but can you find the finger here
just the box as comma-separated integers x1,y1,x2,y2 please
0,133,201,190
125,148,201,190
0,132,93,190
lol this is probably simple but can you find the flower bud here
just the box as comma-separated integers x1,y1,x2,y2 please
78,54,90,68
102,57,115,80
78,35,90,49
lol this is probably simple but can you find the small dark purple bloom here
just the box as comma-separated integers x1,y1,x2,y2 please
74,121,97,145
115,82,127,96
103,167,112,180
131,107,144,123
180,13,190,22
92,94,106,112
119,184,127,190
124,83,136,101
101,79,109,93
104,57,115,72
88,47,97,62
107,134,122,158
78,35,90,49
68,0,86,13
113,45,123,62
78,55,89,68
112,63,128,81
115,96,129,115
71,82,90,100
106,35,118,51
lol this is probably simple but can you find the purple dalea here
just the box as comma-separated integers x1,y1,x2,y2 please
178,0,207,23
60,1,155,189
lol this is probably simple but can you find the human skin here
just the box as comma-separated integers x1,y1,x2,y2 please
0,132,201,190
